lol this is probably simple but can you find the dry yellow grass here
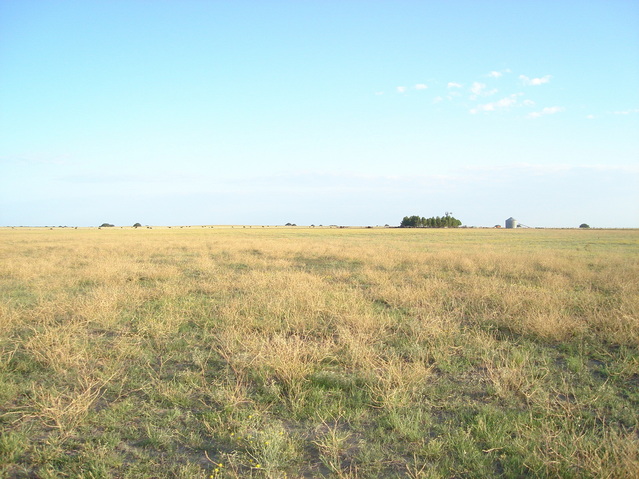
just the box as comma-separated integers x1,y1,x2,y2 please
0,226,638,477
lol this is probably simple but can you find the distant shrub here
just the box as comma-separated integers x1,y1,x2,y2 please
99,223,115,228
579,223,591,229
133,223,142,228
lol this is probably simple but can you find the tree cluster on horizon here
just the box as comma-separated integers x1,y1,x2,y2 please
400,212,462,228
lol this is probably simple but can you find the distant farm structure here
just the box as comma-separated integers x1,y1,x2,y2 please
505,217,533,229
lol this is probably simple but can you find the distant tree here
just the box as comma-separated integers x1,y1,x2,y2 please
400,212,462,228
579,223,591,229
133,223,142,228
100,223,114,228
400,215,423,227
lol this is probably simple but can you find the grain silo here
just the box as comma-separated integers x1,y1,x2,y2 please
505,217,518,229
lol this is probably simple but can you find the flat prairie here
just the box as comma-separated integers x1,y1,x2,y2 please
1,227,638,478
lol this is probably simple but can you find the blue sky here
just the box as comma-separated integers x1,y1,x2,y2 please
1,0,638,227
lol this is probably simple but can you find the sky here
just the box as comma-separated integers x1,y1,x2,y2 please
1,0,638,228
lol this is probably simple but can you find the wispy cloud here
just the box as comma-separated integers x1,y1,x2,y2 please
261,164,639,195
385,69,563,118
469,94,520,114
59,173,145,184
470,81,497,99
520,74,551,86
464,163,639,176
1,154,72,166
611,108,639,115
580,108,639,117
528,106,564,118
470,82,486,96
487,68,511,78
258,164,639,195
495,95,519,107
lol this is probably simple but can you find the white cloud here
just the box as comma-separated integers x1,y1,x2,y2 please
447,82,462,88
488,69,511,78
520,74,551,86
470,82,497,99
396,86,407,93
374,91,384,95
469,104,493,114
469,94,519,114
433,96,443,103
2,154,72,166
611,108,639,115
470,82,486,96
269,167,616,193
415,83,428,90
495,95,518,108
586,114,595,119
523,99,535,106
528,106,564,118
464,163,639,175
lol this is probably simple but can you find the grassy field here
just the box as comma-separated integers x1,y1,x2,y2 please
1,226,638,478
